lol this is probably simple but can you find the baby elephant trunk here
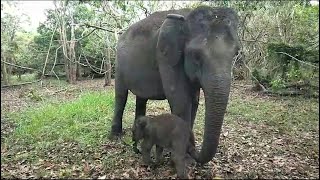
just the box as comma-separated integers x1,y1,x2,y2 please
131,127,141,154
187,130,200,162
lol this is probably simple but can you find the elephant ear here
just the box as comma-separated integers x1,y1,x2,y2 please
156,14,187,67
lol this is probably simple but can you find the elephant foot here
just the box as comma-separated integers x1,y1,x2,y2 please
155,157,165,165
108,124,123,140
141,159,153,167
108,133,121,140
177,174,188,179
107,131,123,140
168,158,175,167
185,154,196,165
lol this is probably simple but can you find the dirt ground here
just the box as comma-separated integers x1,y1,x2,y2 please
1,78,319,179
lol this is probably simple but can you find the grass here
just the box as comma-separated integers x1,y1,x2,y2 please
190,92,319,141
1,80,319,179
8,91,136,148
226,97,319,134
2,89,137,178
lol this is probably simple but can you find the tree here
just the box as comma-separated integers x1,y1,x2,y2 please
54,0,77,84
1,1,29,85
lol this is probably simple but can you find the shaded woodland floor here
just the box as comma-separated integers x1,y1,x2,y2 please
1,79,319,179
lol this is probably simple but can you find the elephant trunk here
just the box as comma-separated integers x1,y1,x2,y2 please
198,73,231,164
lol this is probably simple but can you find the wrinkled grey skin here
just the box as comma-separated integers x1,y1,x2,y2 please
132,114,198,179
110,5,240,164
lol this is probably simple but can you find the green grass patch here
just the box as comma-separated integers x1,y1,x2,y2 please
193,94,319,136
226,97,319,134
8,91,135,149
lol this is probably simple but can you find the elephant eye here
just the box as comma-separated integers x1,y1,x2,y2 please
194,52,201,60
193,51,202,65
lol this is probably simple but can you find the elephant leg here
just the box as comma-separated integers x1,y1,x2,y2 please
190,89,200,129
141,139,153,165
171,144,187,179
169,99,192,126
158,64,192,124
110,77,128,137
155,145,164,165
135,96,148,119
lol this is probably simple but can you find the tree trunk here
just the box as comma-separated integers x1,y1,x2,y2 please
104,48,111,86
76,63,82,80
7,57,13,77
1,48,10,85
1,60,9,85
58,6,69,83
68,13,77,84
55,0,77,84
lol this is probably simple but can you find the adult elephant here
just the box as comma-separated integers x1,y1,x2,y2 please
110,5,240,164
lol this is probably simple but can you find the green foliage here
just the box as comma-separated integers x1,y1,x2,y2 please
14,32,40,69
292,4,319,49
270,78,286,90
265,42,318,89
287,68,302,82
268,43,318,64
1,2,22,55
1,1,318,88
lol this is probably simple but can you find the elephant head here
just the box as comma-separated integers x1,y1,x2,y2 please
156,6,240,164
132,116,149,143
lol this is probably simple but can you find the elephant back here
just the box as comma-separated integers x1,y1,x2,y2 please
123,8,191,40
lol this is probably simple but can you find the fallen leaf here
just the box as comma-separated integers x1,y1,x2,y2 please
83,162,90,174
123,171,130,178
98,175,106,179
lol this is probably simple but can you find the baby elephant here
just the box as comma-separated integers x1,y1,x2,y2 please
132,113,198,178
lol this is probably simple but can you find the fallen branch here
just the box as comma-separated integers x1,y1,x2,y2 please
1,60,40,73
50,88,67,95
48,87,79,96
241,58,268,92
241,39,268,43
284,82,319,90
275,51,319,69
263,90,319,98
44,73,65,77
1,79,41,88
